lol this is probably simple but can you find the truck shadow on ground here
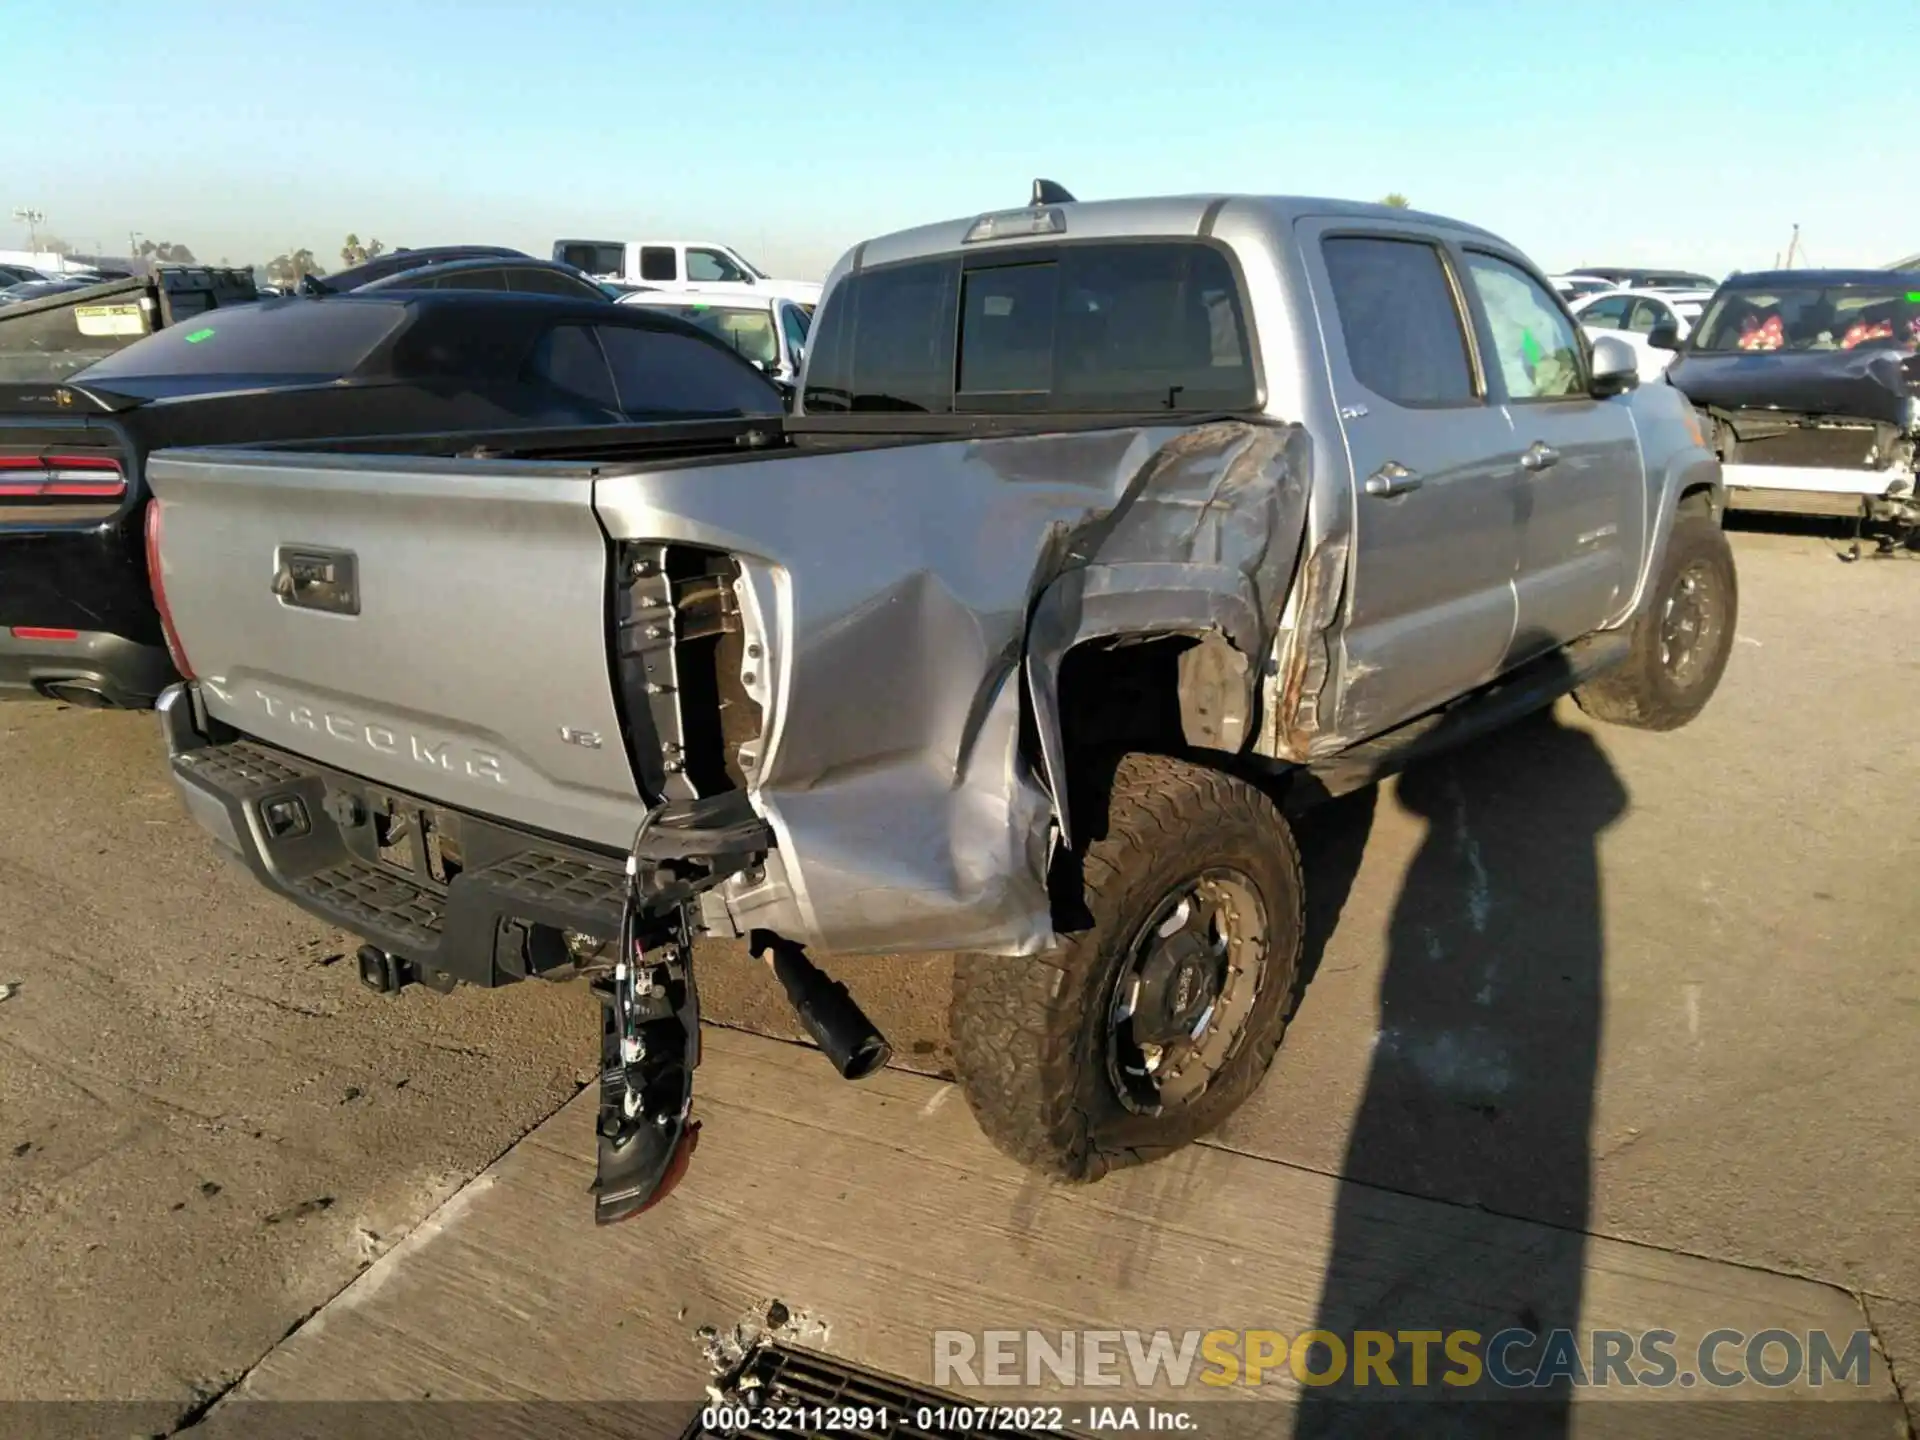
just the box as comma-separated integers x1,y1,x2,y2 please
1295,702,1628,1439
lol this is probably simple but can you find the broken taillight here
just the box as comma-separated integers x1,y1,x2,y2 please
0,453,127,500
143,499,195,679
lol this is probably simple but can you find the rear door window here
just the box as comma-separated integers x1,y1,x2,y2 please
527,324,618,411
1320,236,1477,405
639,247,676,282
595,324,782,416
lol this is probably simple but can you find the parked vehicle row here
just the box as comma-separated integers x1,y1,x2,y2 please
120,186,1739,1224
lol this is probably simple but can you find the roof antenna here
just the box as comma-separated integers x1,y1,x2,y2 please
1031,179,1076,206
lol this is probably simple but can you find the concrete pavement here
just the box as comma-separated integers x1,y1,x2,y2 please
0,530,1914,1433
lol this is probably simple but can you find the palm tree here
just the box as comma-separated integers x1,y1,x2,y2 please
1382,193,1412,209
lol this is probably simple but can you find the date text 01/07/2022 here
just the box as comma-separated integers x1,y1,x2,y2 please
699,1402,1199,1433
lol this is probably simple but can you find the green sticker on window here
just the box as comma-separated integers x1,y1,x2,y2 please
1907,291,1920,303
1520,328,1543,366
183,327,215,343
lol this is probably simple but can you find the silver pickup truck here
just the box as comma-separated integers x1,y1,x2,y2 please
146,189,1736,1222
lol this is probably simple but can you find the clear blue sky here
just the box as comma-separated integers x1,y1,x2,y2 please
8,0,1912,280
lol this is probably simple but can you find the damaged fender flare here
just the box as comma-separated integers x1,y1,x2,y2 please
1626,450,1725,624
1024,562,1264,850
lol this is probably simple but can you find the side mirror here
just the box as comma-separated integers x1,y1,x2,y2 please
1646,321,1682,352
1589,334,1640,396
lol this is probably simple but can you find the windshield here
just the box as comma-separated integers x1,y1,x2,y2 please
730,250,769,280
1691,285,1919,354
646,304,779,366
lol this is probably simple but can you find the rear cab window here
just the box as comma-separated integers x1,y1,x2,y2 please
1319,235,1477,406
802,240,1257,414
557,242,625,277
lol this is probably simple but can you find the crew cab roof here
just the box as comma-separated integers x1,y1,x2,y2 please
849,194,1503,271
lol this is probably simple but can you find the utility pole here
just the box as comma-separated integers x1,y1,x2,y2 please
1784,223,1800,270
12,206,46,253
129,230,144,260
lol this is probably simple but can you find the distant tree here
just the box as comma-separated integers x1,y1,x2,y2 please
266,249,326,288
341,233,387,266
1382,193,1412,209
136,239,198,263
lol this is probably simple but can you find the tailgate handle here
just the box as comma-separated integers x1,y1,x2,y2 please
272,546,360,616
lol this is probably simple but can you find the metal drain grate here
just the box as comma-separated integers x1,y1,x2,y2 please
681,1343,1088,1439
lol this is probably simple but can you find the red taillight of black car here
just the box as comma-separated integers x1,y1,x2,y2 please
0,452,128,500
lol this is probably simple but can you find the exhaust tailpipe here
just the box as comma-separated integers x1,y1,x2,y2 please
36,681,113,708
751,931,891,1081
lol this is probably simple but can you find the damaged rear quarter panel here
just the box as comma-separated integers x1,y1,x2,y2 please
593,419,1312,957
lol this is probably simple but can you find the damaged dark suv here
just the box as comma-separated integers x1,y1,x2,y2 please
1661,269,1920,528
143,189,1737,1223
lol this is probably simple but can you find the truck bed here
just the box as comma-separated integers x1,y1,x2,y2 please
149,412,1310,960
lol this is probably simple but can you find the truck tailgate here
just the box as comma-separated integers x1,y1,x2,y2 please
145,449,642,844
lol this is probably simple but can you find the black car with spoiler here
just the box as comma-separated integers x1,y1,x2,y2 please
0,290,781,708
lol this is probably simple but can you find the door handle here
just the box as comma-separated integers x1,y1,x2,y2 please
1363,461,1422,498
1520,441,1562,472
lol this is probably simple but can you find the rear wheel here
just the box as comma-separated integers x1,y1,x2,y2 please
949,753,1304,1180
1574,510,1738,731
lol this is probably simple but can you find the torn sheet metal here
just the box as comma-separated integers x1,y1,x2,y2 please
593,419,1312,958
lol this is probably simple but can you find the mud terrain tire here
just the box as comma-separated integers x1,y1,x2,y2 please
1574,511,1738,731
949,753,1305,1181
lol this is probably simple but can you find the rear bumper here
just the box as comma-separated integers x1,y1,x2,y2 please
159,684,771,988
0,629,175,707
